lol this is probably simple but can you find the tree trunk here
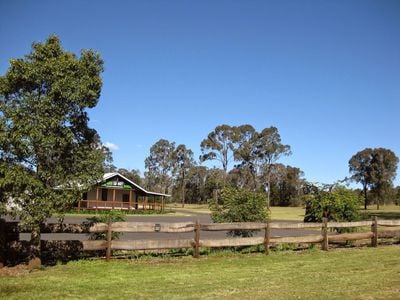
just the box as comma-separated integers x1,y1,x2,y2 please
181,181,186,208
377,189,381,211
266,172,271,210
213,189,218,203
363,185,368,210
251,167,258,191
28,227,41,267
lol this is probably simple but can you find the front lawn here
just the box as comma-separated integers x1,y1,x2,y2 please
1,246,399,299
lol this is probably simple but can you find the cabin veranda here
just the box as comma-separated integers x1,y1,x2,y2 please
76,173,169,212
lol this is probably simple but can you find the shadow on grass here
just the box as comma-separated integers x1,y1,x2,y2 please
361,210,400,220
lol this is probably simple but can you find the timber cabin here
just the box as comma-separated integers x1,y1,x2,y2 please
77,172,169,212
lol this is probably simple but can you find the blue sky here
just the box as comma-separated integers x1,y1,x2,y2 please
1,0,399,186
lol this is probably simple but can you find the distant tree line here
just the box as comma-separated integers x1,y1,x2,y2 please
106,126,399,210
104,124,299,207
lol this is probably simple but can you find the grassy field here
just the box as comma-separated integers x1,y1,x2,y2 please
269,206,305,221
1,246,399,299
361,204,400,220
171,204,400,221
167,203,211,214
65,203,399,221
169,204,306,221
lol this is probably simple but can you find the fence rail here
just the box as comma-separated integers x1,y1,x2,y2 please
1,217,400,264
80,217,400,260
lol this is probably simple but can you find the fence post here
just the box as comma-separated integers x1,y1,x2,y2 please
193,220,200,258
371,216,378,247
264,220,271,255
106,220,112,261
321,218,328,251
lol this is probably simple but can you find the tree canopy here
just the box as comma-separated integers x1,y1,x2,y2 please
349,148,398,209
200,124,239,173
172,144,195,207
144,139,176,194
0,35,107,260
304,184,361,224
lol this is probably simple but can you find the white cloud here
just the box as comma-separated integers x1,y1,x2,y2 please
104,142,119,151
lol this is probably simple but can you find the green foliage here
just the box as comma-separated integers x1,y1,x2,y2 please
117,168,142,185
88,210,126,241
395,187,400,206
144,139,175,193
304,185,361,223
0,35,106,231
269,164,305,207
209,186,268,237
349,148,399,209
200,124,238,172
273,243,296,252
171,144,195,206
93,210,126,223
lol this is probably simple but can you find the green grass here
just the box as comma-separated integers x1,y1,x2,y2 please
168,204,307,220
167,203,211,214
1,246,399,299
269,206,305,221
360,204,400,220
65,204,399,221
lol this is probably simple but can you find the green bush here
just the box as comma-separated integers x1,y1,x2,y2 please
87,210,126,240
208,186,268,237
304,185,361,223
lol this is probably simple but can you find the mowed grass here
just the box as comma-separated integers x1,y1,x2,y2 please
1,246,399,299
167,203,211,214
361,204,400,220
269,206,305,221
171,204,400,222
168,203,306,221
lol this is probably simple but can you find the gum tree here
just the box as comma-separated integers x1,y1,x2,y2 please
200,124,238,173
172,144,195,207
144,139,176,194
349,148,398,210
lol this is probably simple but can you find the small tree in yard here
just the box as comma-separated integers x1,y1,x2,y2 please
0,36,107,264
209,187,268,237
304,184,361,223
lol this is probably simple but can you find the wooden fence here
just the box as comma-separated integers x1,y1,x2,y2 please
82,217,400,260
1,217,400,265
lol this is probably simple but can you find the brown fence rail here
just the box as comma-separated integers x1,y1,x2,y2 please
79,217,400,260
1,217,400,264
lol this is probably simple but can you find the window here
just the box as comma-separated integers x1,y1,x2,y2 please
82,192,88,200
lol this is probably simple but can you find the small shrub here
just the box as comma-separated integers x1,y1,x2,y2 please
274,243,296,252
304,185,361,223
87,210,126,240
209,187,268,237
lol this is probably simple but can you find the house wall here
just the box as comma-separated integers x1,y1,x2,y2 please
86,187,136,202
79,183,164,210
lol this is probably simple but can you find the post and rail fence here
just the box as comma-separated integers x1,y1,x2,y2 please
1,217,400,265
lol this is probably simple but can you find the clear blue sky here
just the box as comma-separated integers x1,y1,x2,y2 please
1,0,399,186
